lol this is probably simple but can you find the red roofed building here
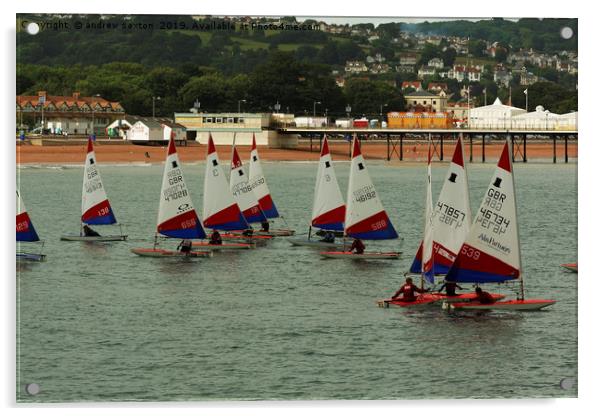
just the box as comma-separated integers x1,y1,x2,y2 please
16,91,125,135
427,82,449,93
401,81,422,91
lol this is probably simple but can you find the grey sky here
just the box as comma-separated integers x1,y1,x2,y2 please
296,16,517,26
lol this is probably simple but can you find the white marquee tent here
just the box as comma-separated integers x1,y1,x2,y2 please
468,97,527,129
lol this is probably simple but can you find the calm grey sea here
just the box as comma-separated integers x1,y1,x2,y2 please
16,160,577,402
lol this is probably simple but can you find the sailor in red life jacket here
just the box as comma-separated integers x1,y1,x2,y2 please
474,287,496,304
391,277,427,302
209,229,222,245
349,238,365,254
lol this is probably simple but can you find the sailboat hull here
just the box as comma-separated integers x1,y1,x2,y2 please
230,229,295,237
191,242,254,250
320,251,401,260
377,294,439,308
560,263,578,273
449,299,556,311
17,252,46,262
288,238,346,250
60,235,127,242
431,292,506,303
131,248,213,258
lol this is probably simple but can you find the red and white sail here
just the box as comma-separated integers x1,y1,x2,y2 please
203,135,249,230
81,138,117,225
16,190,40,242
230,145,267,224
156,138,205,239
446,139,520,283
422,143,435,284
410,137,472,274
248,134,279,219
311,135,345,231
344,135,398,240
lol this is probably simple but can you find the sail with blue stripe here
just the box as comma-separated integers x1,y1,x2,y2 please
445,140,521,284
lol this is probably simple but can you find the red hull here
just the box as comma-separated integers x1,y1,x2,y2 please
431,292,505,303
378,294,439,308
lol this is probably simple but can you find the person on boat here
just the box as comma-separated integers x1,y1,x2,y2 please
391,277,427,302
82,225,101,237
350,238,365,254
261,221,270,232
320,231,335,243
474,287,496,304
437,281,464,297
177,239,193,255
209,230,222,245
242,228,254,237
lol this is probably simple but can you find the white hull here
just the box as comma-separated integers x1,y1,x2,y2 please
61,235,127,242
17,252,46,262
449,299,556,311
320,251,401,260
287,238,346,250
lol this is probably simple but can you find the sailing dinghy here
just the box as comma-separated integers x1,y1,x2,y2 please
378,141,437,308
445,139,555,311
16,190,46,261
131,138,211,258
320,135,400,260
199,135,254,250
289,135,347,250
247,134,295,236
61,138,127,242
230,145,268,225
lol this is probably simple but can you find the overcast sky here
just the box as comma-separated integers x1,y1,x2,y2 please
296,17,518,25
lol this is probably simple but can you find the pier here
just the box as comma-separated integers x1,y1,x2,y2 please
278,128,577,163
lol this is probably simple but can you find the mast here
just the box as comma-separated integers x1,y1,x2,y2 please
508,133,525,300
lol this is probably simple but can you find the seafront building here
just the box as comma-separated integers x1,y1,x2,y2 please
16,91,124,135
106,116,187,143
173,112,297,147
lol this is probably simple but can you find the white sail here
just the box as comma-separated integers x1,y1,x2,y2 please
230,146,267,224
203,135,248,230
345,135,397,240
422,143,434,284
81,138,116,225
311,135,345,230
410,136,472,274
446,139,520,283
156,138,205,239
248,134,279,218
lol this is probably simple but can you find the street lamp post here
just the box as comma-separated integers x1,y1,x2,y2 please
313,101,321,118
380,103,388,124
91,94,100,139
152,96,161,119
238,99,245,113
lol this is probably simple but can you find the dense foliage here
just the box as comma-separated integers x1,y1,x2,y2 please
16,15,577,116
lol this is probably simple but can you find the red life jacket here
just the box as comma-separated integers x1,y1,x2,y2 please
402,284,418,299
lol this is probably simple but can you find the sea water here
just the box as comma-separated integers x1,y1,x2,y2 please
16,161,577,401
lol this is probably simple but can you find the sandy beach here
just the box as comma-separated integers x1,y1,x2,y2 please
16,140,577,165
